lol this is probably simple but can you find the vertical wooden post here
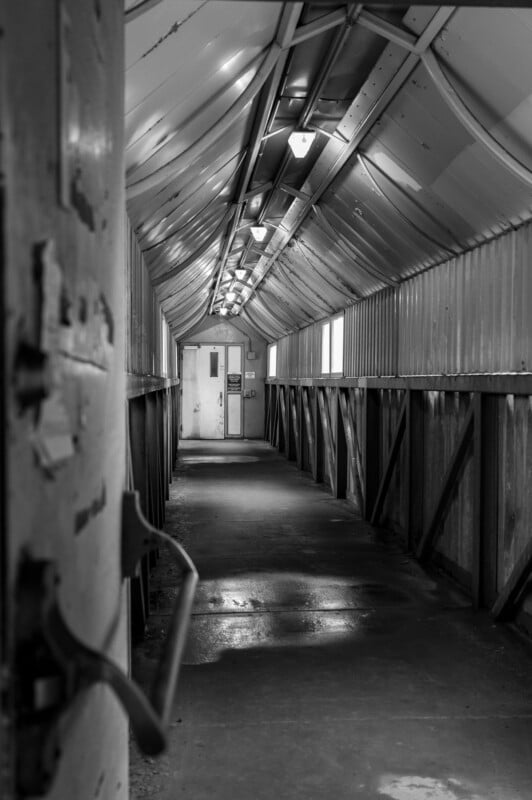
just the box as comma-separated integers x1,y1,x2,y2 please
129,395,149,639
286,386,296,461
130,395,148,514
279,385,290,458
313,388,324,483
176,386,181,462
480,394,499,607
296,387,303,470
406,389,425,552
264,384,270,441
335,388,347,499
163,389,170,499
156,390,165,523
471,393,482,608
301,387,316,477
363,388,379,521
276,386,283,451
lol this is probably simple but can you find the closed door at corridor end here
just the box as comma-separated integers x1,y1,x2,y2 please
181,344,243,439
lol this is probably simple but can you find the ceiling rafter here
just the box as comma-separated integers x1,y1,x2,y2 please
289,8,347,47
240,308,274,343
318,202,400,283
127,41,285,198
312,206,400,287
232,4,362,281
288,238,362,299
293,237,362,298
356,10,418,52
241,7,456,312
144,194,228,253
152,205,236,286
138,149,246,245
125,0,163,24
207,2,304,314
277,256,338,314
126,49,264,179
421,48,532,188
357,153,461,255
244,182,274,201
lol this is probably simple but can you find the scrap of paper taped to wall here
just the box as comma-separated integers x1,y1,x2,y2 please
30,239,115,470
31,239,76,469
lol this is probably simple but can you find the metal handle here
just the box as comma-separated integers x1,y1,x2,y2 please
35,492,198,758
121,490,199,744
218,391,223,406
43,601,168,756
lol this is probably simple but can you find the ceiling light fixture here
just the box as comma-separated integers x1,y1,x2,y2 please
225,291,237,302
250,226,267,242
219,307,229,316
287,130,316,159
234,268,248,280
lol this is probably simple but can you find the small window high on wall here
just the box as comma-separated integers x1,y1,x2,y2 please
321,313,344,376
268,344,277,378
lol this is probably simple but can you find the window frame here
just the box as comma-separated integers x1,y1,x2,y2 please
268,343,278,378
320,312,344,377
161,316,168,377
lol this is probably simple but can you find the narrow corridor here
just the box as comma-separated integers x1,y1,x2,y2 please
131,441,532,800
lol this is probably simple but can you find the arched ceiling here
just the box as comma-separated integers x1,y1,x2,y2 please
125,2,532,342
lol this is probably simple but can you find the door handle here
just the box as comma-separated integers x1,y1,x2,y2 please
14,493,198,794
218,391,223,407
121,491,198,742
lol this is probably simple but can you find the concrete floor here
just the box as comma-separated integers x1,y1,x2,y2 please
131,440,532,800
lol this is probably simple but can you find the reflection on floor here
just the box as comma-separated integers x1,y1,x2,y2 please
131,440,532,800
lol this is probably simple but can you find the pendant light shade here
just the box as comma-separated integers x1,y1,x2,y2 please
250,226,267,242
288,130,316,159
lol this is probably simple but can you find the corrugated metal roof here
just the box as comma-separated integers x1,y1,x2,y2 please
125,4,532,342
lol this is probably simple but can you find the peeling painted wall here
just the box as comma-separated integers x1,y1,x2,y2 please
4,2,127,798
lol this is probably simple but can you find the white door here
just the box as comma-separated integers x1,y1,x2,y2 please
182,345,225,439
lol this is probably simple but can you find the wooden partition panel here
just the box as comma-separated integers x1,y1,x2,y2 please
266,377,532,630
128,388,179,641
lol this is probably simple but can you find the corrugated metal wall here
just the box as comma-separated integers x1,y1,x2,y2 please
344,288,398,377
270,221,532,380
398,225,532,375
126,217,177,378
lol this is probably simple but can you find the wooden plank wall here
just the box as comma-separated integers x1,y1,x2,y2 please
126,218,180,640
128,386,179,641
265,384,532,634
266,381,532,631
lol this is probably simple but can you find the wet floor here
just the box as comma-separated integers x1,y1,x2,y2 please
131,440,532,800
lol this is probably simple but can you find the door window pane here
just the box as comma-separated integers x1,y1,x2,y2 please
227,345,242,373
210,351,219,377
